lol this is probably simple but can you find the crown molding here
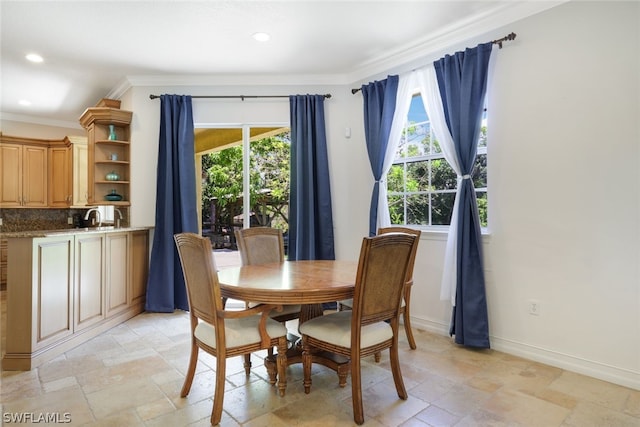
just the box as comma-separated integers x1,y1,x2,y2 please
123,73,351,88
346,0,568,83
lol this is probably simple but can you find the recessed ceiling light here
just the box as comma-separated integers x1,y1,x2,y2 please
19,99,32,106
26,53,44,63
252,32,270,42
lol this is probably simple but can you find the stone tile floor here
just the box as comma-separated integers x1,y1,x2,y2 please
1,250,638,426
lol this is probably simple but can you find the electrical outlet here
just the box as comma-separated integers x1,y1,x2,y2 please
67,216,73,225
528,300,541,316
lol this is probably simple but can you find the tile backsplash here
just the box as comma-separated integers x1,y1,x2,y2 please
0,208,129,232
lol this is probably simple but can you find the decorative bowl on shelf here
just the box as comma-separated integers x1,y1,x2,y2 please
105,171,120,181
105,190,123,201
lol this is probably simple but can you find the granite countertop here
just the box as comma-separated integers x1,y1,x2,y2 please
0,226,153,238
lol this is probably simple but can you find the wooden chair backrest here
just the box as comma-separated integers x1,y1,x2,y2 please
351,233,417,328
174,233,222,326
378,226,421,282
235,227,285,266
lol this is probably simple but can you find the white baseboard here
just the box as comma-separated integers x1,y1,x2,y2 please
409,316,640,391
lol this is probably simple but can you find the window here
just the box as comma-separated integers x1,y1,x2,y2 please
387,94,487,228
200,127,290,248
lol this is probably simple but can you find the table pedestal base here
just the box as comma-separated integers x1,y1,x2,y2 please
265,346,350,388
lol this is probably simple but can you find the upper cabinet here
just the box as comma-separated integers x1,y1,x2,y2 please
0,135,86,209
0,136,49,208
70,136,89,208
79,101,132,207
48,138,73,208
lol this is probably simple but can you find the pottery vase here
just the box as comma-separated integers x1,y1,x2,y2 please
108,124,117,140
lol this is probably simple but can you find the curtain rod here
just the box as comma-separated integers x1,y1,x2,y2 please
351,32,517,94
149,94,331,100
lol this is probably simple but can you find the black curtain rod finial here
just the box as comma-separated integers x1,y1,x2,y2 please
493,32,517,49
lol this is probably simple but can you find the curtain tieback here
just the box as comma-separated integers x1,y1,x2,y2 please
458,174,471,180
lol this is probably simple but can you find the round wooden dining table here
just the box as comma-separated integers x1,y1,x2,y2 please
217,259,358,323
216,259,358,388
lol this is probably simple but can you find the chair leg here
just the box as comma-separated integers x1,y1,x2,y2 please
276,337,288,397
264,356,278,385
389,343,408,401
211,350,227,425
402,292,417,350
243,353,252,376
337,362,349,388
302,339,312,394
374,351,381,362
180,343,199,397
351,356,364,425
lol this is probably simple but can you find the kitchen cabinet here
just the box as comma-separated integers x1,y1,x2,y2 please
5,235,74,358
0,135,78,208
2,227,150,370
71,137,89,207
74,232,105,331
0,138,48,208
105,231,129,317
130,229,149,306
0,238,7,289
48,139,73,207
79,104,132,206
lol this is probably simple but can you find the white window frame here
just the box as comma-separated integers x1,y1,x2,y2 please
387,95,487,231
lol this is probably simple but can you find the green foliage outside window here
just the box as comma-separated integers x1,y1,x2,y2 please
388,95,488,228
201,132,290,232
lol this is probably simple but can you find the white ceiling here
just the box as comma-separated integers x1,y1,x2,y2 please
1,1,562,128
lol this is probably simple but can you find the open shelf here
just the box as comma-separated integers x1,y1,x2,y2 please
79,106,132,206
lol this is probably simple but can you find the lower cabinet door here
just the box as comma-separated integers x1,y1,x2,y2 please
74,233,105,331
130,230,149,306
34,236,74,349
106,232,129,317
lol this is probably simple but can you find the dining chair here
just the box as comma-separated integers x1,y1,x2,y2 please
174,233,288,426
338,226,421,353
300,232,418,425
234,227,302,323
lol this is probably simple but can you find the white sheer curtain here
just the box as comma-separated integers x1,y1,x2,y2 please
375,73,416,229
375,66,464,306
415,65,462,306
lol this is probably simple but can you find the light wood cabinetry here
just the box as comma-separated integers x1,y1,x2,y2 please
0,238,7,289
0,135,79,208
48,139,73,207
0,138,48,208
79,107,132,206
2,228,150,370
74,233,106,331
130,229,150,306
105,232,129,317
0,144,23,206
35,236,75,346
71,138,89,207
5,235,74,357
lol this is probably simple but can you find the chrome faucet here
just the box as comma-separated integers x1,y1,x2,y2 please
84,207,102,227
114,208,123,228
